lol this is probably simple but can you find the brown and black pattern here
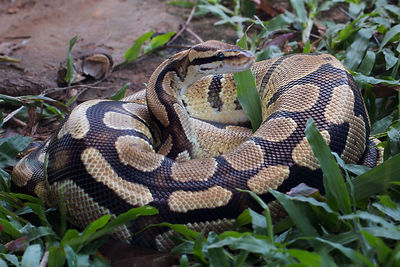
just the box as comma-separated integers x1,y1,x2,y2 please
207,74,224,111
12,41,382,251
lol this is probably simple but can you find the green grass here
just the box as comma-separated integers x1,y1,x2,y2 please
1,0,400,266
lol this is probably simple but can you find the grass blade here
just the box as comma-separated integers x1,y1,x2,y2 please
270,190,318,237
234,34,262,131
352,153,400,201
305,118,351,214
124,31,154,64
109,83,130,100
379,24,400,51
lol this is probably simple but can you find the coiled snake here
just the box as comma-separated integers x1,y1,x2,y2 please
12,41,381,250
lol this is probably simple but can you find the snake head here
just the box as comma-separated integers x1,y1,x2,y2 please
188,40,255,75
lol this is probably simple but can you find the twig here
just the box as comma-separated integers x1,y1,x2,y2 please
3,106,24,124
185,27,204,43
9,116,28,128
167,4,200,45
338,7,356,21
41,81,107,96
4,35,31,39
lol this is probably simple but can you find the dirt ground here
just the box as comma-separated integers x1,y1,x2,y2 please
1,0,237,265
0,0,236,98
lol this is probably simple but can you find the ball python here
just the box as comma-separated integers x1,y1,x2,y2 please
12,40,381,251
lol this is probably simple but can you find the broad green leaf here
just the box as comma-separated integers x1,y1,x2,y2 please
305,118,351,214
332,20,358,49
373,202,400,221
0,135,31,168
379,24,400,51
341,212,400,240
72,206,158,247
0,169,11,192
25,202,50,227
290,0,307,23
144,32,175,54
377,195,397,208
285,194,335,214
10,193,42,204
352,153,400,201
362,226,400,240
0,253,19,267
286,249,321,267
234,34,262,131
249,208,267,235
371,114,393,136
192,231,207,265
109,83,130,100
152,222,200,241
171,239,195,255
21,244,42,267
264,13,294,34
332,152,371,177
48,246,66,267
82,214,111,241
357,50,375,75
208,234,275,254
314,238,374,266
180,254,189,267
76,254,90,267
349,2,365,17
233,208,252,228
207,233,229,267
64,245,78,267
233,250,249,267
237,189,273,241
78,236,108,255
0,219,22,239
0,258,7,267
124,31,154,64
167,1,194,8
26,226,57,242
386,126,400,158
338,163,370,176
383,48,398,70
353,72,399,86
361,231,391,264
344,27,375,71
61,229,82,251
303,40,311,53
270,190,318,237
320,251,336,267
0,94,24,105
89,254,110,267
341,211,398,230
256,45,284,61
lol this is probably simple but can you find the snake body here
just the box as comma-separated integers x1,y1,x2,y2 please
12,41,381,250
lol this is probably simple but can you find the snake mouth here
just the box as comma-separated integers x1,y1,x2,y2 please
226,50,255,70
218,51,255,73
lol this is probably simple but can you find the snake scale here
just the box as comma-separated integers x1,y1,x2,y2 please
12,41,381,250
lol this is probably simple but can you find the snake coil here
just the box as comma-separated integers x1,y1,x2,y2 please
12,41,381,250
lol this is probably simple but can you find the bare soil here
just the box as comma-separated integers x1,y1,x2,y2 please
0,0,236,98
0,0,236,265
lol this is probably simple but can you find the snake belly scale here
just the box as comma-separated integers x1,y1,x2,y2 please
12,40,381,250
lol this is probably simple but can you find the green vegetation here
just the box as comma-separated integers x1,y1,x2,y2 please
1,0,400,266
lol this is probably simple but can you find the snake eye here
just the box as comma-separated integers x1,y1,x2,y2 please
216,52,225,60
